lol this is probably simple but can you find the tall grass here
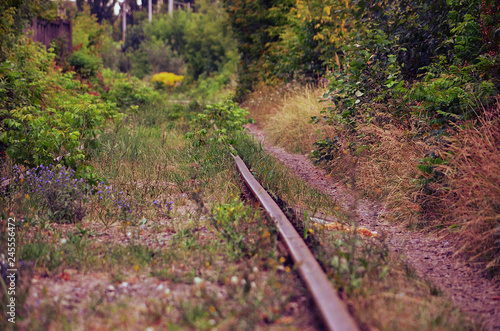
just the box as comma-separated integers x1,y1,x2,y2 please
264,86,336,154
437,103,500,273
243,85,336,155
245,85,500,277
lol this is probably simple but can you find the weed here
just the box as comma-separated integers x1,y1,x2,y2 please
90,182,136,229
2,164,87,224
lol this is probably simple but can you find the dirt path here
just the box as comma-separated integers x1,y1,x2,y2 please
245,123,500,330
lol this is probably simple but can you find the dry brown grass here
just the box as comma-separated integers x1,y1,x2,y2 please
244,84,499,274
243,84,336,154
436,102,500,272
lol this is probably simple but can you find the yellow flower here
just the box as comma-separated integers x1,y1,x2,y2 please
279,257,285,264
209,306,216,313
25,194,30,200
206,262,210,267
133,265,139,271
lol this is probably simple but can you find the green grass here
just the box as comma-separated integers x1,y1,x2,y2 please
0,102,318,330
0,99,481,330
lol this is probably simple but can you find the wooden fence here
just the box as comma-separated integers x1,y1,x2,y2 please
28,19,72,58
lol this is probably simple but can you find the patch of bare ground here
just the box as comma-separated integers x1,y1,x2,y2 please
245,123,500,330
13,188,320,330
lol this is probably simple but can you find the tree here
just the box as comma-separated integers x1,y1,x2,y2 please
76,0,118,23
0,0,54,60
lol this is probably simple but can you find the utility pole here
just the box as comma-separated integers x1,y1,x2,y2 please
148,0,152,22
122,2,127,42
168,0,173,16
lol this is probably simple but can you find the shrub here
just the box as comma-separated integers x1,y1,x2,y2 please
101,68,160,109
186,100,251,144
68,51,102,79
0,37,120,180
151,72,185,88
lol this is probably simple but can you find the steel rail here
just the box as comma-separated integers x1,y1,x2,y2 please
232,153,360,331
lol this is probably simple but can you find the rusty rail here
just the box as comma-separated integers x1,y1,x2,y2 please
232,153,359,331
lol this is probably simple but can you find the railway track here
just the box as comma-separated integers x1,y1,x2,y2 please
232,153,360,331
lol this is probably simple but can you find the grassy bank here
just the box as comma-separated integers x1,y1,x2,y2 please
243,85,500,278
1,98,481,329
233,134,478,330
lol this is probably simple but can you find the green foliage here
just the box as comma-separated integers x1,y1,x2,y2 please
211,198,255,259
0,37,120,178
410,56,498,122
68,51,102,79
220,0,289,99
186,100,251,144
101,68,160,109
0,0,55,60
416,155,446,188
71,5,119,73
124,2,238,82
128,37,185,79
223,0,499,113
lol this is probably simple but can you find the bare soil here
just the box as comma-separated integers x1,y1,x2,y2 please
245,123,500,330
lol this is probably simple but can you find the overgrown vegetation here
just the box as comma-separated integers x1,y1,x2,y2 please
226,0,500,275
0,0,496,329
119,0,238,102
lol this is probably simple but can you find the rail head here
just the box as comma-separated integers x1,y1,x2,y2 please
232,153,360,331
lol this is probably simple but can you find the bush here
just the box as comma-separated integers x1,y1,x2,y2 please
0,37,120,180
101,68,160,109
186,100,251,144
68,51,102,79
151,72,185,88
